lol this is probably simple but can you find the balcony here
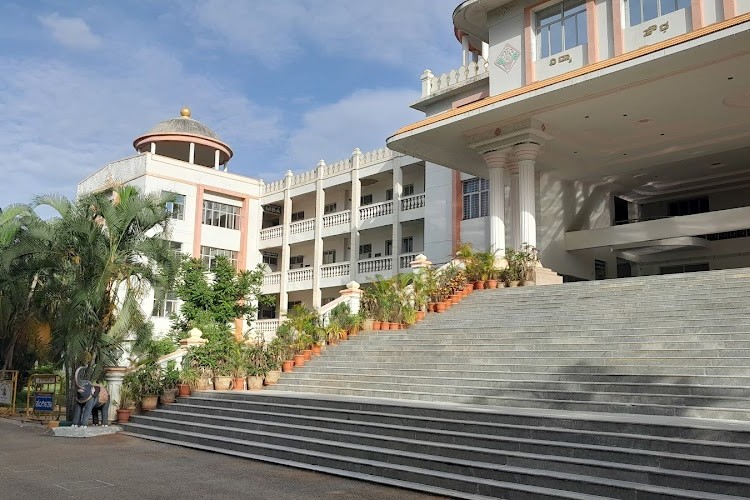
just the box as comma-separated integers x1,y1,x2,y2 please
289,218,315,244
322,210,351,237
357,256,392,275
259,225,282,249
261,271,282,294
400,193,425,221
359,200,394,228
416,58,489,103
287,267,313,292
320,262,351,288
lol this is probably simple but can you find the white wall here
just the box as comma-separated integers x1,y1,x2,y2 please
487,3,527,95
423,162,455,265
637,238,750,275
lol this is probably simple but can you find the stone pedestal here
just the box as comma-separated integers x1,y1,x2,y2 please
339,281,363,315
533,266,563,285
104,366,127,422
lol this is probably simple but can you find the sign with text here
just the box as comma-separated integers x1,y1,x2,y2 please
33,392,54,413
262,204,282,215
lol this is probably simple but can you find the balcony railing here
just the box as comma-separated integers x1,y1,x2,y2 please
288,268,313,283
260,225,282,241
357,256,392,274
401,193,425,211
420,58,489,99
399,253,419,269
290,218,315,235
359,201,393,221
320,262,350,278
263,272,281,286
253,319,281,334
323,210,350,228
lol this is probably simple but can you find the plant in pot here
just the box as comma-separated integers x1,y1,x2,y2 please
135,361,162,411
245,342,266,390
264,338,283,384
116,374,138,423
177,365,198,396
227,342,247,390
159,361,180,404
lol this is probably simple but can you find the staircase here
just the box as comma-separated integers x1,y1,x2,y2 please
124,268,750,499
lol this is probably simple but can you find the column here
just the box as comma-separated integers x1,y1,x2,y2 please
349,148,362,282
506,162,520,250
150,142,156,154
104,366,127,423
188,142,195,164
472,51,479,63
481,42,489,62
312,160,326,309
279,170,293,317
214,150,220,170
391,164,402,274
514,142,542,250
461,34,470,66
482,149,510,254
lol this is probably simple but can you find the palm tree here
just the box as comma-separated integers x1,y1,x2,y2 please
3,186,179,417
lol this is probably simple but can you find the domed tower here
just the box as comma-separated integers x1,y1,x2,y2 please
133,107,233,171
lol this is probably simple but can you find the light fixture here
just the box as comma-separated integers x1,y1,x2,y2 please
360,178,378,186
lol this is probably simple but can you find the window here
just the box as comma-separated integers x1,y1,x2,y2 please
291,211,305,222
262,252,278,267
401,236,414,254
360,194,373,206
202,200,240,229
168,241,183,258
324,202,337,215
165,192,185,220
153,290,179,317
385,189,393,201
288,301,302,309
323,250,336,264
537,0,587,59
385,240,393,256
289,255,304,269
669,197,708,217
200,246,238,270
462,178,490,220
628,0,690,26
358,244,372,259
263,218,280,228
403,184,415,196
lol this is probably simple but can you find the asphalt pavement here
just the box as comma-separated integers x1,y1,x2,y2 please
0,417,444,500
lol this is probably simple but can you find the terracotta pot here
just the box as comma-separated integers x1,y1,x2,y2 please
232,377,245,390
349,328,358,337
303,349,313,361
196,377,212,391
282,360,294,372
265,370,281,384
450,294,460,305
140,395,158,411
312,344,322,355
372,320,382,330
509,280,519,287
474,281,485,290
380,321,390,330
213,376,233,391
487,279,498,289
436,302,446,313
328,337,338,345
177,383,191,397
416,310,426,321
116,408,131,424
294,353,305,367
427,303,436,313
443,300,452,309
388,322,398,330
464,285,473,295
159,388,177,404
339,330,348,340
246,375,263,391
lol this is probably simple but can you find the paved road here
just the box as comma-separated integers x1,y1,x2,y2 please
0,418,444,500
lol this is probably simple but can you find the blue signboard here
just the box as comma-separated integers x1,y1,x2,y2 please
33,393,54,413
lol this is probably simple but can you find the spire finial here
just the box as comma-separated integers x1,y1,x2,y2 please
180,106,191,118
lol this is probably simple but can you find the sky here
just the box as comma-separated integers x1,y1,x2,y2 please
0,1,460,207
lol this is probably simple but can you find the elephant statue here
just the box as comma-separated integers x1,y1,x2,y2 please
71,366,110,427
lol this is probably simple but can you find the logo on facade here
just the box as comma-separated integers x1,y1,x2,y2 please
262,204,282,214
495,44,520,73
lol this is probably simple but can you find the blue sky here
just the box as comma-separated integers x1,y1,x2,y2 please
0,0,459,206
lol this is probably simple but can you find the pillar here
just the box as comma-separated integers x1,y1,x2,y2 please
150,142,156,154
312,160,326,308
188,142,195,164
507,162,520,250
391,164,402,273
420,69,434,98
461,34,470,66
104,366,127,423
483,149,510,254
214,150,220,170
472,51,479,63
482,42,489,62
279,170,293,317
514,143,541,250
349,148,362,281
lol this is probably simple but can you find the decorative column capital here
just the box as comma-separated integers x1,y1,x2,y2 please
505,162,519,176
513,142,542,163
482,148,512,169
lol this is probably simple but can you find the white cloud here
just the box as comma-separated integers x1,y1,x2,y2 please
38,13,101,50
282,88,423,172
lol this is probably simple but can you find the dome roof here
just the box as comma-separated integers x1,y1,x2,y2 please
145,107,220,140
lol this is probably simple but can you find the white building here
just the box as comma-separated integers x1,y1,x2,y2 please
79,0,750,334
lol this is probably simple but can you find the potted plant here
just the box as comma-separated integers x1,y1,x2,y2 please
116,376,137,423
228,342,246,390
245,342,266,390
265,338,283,384
159,361,180,404
177,365,198,396
134,361,162,411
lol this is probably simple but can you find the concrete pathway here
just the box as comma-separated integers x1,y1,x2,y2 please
0,418,444,499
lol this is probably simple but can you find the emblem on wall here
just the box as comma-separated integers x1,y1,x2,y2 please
495,44,520,73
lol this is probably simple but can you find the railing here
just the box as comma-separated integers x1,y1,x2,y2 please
288,268,313,283
323,210,350,228
260,225,282,241
401,193,425,211
263,272,281,286
359,201,393,220
290,218,315,235
358,256,392,274
321,262,350,278
360,147,395,167
318,295,349,326
253,319,281,334
420,58,489,99
399,253,419,269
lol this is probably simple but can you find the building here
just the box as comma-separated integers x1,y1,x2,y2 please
387,0,750,281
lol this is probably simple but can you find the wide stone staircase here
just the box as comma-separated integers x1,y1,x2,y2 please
124,268,750,498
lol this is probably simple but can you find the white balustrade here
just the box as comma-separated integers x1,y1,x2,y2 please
260,225,283,241
324,159,352,176
290,218,315,235
399,253,419,269
263,272,281,286
400,193,425,211
357,256,392,274
253,319,281,334
320,262,351,278
322,210,350,228
420,57,489,99
359,201,393,220
288,268,313,283
360,147,395,167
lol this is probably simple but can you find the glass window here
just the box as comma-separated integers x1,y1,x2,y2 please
462,177,490,220
289,255,304,269
291,211,305,222
385,240,392,256
358,244,372,258
629,0,690,25
200,246,238,270
202,200,240,229
324,202,337,215
401,236,414,254
403,184,415,196
153,290,180,317
360,194,373,206
323,250,336,264
537,0,587,59
165,192,185,220
385,189,393,201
